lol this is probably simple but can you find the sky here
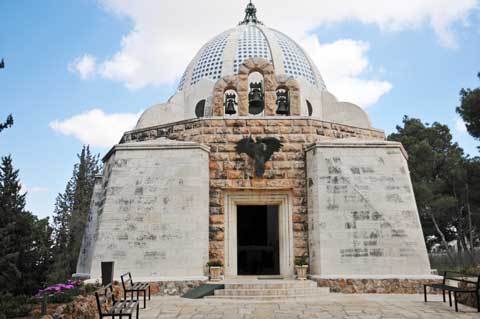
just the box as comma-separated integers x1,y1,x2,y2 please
0,0,479,219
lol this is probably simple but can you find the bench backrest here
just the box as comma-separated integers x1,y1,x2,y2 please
95,284,114,314
443,271,480,288
121,272,134,290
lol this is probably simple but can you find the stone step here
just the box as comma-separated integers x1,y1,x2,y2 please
223,280,318,290
214,287,330,296
205,291,330,301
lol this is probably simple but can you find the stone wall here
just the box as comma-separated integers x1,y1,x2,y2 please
306,141,431,276
211,58,301,116
313,278,442,294
154,280,206,296
122,118,385,265
458,280,479,309
76,175,103,277
82,139,210,281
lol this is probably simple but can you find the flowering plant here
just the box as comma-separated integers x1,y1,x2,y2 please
35,280,82,303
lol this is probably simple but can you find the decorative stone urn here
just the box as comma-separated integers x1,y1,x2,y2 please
295,265,308,280
295,256,308,280
208,261,223,282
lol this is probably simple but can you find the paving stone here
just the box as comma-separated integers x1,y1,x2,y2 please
140,294,478,319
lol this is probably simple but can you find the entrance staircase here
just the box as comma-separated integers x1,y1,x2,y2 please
205,279,330,301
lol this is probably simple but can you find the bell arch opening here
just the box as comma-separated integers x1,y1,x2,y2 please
224,89,238,116
276,86,290,116
248,71,264,115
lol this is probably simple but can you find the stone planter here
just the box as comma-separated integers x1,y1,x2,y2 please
209,266,222,281
295,265,308,280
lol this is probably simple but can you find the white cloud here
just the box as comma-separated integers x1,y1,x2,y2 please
71,0,476,99
49,109,141,147
302,37,392,107
68,54,97,79
455,117,468,133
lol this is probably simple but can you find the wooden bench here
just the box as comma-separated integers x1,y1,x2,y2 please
121,272,151,309
95,284,139,319
424,271,480,312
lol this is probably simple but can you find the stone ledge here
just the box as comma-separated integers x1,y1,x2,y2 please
153,279,207,296
312,275,442,280
103,138,211,162
84,275,208,285
123,116,385,140
311,277,443,294
306,139,408,160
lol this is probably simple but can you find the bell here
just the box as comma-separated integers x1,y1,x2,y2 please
248,82,264,115
224,93,237,115
276,90,290,115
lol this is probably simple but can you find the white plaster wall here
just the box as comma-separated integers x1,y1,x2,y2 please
306,140,431,276
297,78,323,117
321,91,372,129
86,139,210,281
136,93,185,129
184,79,215,119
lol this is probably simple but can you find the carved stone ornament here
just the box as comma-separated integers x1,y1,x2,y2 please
235,136,283,177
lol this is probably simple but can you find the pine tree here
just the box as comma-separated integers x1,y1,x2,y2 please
0,114,13,133
0,155,27,293
388,117,480,259
50,146,100,282
0,155,53,295
457,72,480,143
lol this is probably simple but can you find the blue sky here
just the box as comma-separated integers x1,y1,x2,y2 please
0,0,479,219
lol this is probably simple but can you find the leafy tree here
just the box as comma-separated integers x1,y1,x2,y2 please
0,114,13,133
388,117,479,261
50,146,100,282
457,72,480,142
0,155,53,295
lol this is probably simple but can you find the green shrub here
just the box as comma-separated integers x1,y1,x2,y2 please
295,255,308,266
0,294,34,318
207,260,223,267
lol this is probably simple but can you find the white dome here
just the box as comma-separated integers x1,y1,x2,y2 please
177,23,326,93
135,2,373,131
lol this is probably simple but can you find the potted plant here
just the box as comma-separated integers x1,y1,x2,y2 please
207,260,223,282
294,255,309,280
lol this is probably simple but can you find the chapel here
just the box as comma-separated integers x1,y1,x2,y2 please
76,2,433,287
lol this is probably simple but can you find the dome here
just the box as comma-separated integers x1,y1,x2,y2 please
135,2,373,131
177,11,326,93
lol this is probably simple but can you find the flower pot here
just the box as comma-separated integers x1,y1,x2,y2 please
209,266,222,281
295,265,308,280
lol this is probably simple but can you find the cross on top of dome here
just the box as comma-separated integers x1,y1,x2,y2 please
239,1,263,25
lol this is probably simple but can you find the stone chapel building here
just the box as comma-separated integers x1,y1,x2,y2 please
76,2,434,289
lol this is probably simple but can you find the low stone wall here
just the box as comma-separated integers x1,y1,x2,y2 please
31,280,206,318
153,280,207,296
457,280,479,309
313,278,443,294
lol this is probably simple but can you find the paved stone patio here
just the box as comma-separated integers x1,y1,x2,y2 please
140,294,478,318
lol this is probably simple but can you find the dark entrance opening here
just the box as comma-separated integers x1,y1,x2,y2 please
237,205,279,275
101,261,114,286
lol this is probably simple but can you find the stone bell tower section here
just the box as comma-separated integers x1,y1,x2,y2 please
306,140,431,277
76,139,210,282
